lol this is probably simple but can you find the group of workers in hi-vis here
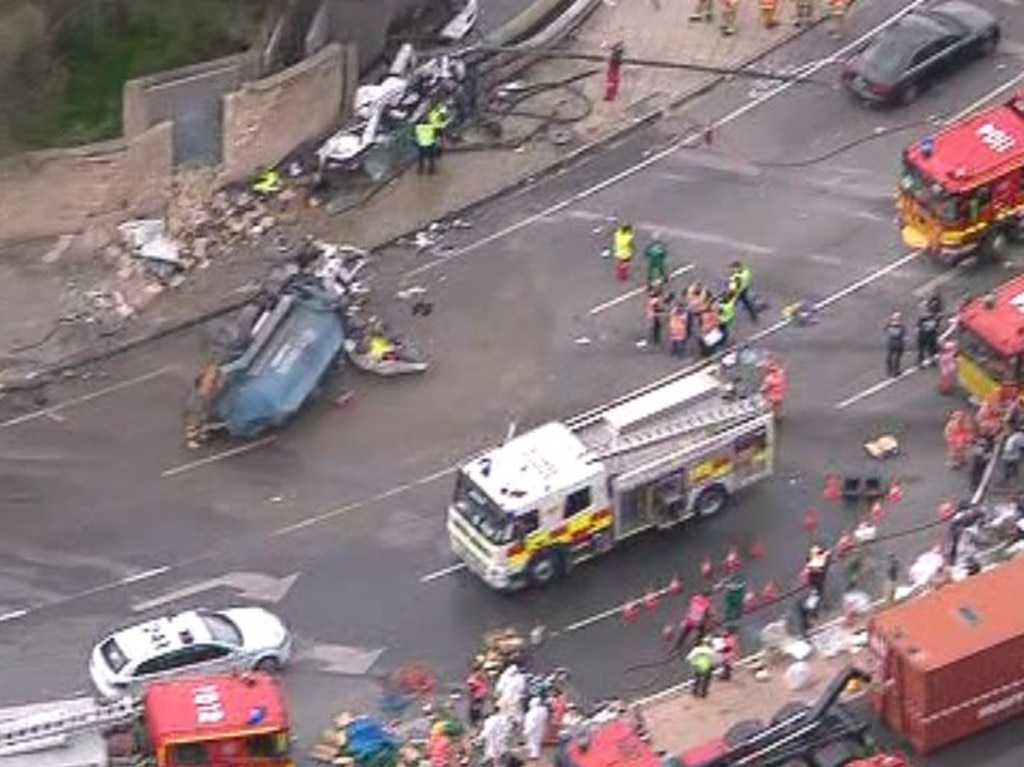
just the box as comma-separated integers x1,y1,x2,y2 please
689,0,847,38
610,222,765,362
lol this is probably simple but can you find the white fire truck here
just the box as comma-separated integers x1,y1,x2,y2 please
447,356,777,590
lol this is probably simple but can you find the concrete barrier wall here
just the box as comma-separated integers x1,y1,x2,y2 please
0,42,357,242
122,52,260,138
222,43,355,183
0,122,173,243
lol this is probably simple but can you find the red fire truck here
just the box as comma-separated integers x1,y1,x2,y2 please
0,672,293,767
897,91,1024,263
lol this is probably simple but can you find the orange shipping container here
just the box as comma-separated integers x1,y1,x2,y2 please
867,556,1024,754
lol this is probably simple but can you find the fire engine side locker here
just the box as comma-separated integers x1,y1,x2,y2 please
607,415,775,542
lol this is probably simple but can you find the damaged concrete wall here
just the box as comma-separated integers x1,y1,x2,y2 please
122,53,260,138
222,42,356,184
0,122,173,243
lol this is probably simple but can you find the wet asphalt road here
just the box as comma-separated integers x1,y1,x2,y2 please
1,0,1024,763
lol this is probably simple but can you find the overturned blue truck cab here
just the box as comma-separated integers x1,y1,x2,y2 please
184,279,346,447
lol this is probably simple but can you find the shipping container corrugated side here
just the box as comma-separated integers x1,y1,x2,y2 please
868,556,1024,753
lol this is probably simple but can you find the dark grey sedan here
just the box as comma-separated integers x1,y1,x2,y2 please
841,1,1000,106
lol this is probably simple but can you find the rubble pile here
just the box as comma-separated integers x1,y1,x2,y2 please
63,171,304,333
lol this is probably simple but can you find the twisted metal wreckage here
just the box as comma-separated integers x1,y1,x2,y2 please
184,243,429,449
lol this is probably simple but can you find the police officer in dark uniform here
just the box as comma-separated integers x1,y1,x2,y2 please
885,311,907,377
917,305,941,366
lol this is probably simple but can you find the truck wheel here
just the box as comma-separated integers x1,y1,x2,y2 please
981,227,1008,262
1008,217,1024,243
695,485,728,517
771,701,810,725
528,550,563,587
808,738,867,767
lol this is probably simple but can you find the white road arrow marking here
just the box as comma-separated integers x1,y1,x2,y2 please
297,643,386,675
132,572,300,612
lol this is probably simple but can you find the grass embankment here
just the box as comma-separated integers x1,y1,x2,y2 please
0,0,272,157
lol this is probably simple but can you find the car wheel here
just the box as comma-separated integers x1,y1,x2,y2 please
695,485,728,518
528,549,563,587
255,656,282,673
979,28,1000,56
981,227,1008,262
900,82,920,105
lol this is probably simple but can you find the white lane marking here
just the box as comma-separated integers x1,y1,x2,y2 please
950,71,1024,121
808,254,844,266
420,563,468,583
270,464,457,538
402,0,931,281
835,366,920,410
0,365,177,431
588,265,695,316
814,251,919,311
0,610,27,624
560,583,676,634
834,322,956,410
119,566,171,584
160,436,276,478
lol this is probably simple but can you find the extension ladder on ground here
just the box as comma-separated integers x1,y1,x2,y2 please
590,395,768,460
0,697,138,756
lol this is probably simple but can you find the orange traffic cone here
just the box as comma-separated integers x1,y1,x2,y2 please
623,601,640,621
823,475,841,501
802,508,819,534
668,575,683,595
723,547,741,574
700,557,714,580
870,501,885,525
888,480,904,503
939,500,955,521
643,591,660,611
835,531,854,558
744,590,759,612
762,581,778,603
748,539,765,559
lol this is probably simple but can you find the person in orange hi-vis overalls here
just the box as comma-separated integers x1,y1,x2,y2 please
977,397,1004,445
938,340,957,395
762,361,787,418
668,303,688,358
944,410,973,469
827,0,847,38
760,0,779,28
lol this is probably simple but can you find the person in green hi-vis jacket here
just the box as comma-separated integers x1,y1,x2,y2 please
644,237,669,286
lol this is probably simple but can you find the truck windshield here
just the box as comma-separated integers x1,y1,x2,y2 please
959,325,1021,383
900,158,960,224
453,472,514,545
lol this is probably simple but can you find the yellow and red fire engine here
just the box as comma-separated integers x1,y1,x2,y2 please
898,91,1024,263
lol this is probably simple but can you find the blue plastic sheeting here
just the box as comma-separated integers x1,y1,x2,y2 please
215,288,344,437
345,716,399,760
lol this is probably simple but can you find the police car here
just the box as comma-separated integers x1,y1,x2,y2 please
88,607,293,699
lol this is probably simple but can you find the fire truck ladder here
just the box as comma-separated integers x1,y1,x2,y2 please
591,395,768,461
0,697,139,755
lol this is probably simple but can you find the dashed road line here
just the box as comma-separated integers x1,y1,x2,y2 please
0,365,177,431
161,436,277,478
588,265,695,316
